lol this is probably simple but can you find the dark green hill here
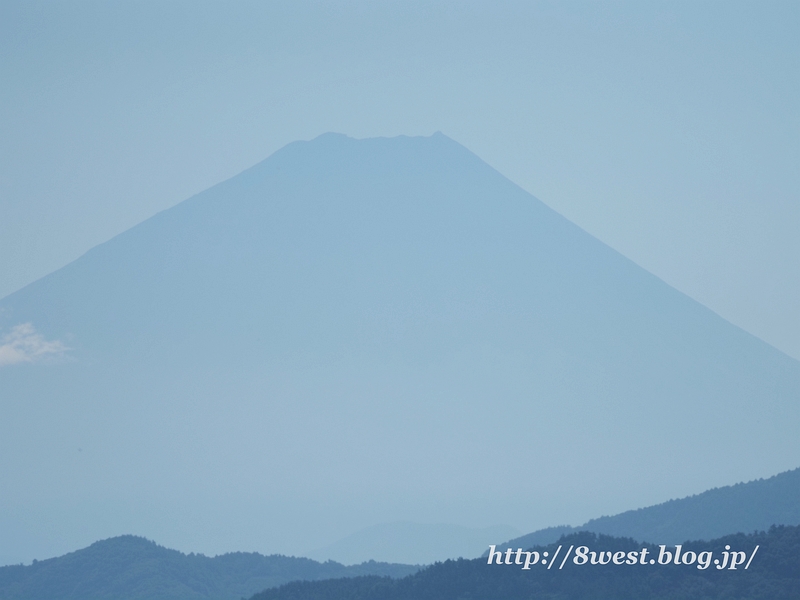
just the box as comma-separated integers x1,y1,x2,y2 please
501,466,800,549
0,536,417,600
252,526,800,600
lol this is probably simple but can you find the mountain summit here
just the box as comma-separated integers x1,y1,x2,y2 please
1,133,798,563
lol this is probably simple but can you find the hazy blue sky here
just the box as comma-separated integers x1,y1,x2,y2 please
1,0,798,362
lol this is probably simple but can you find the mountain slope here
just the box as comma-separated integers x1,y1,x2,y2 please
500,466,800,549
0,536,417,600
252,526,800,600
1,132,799,561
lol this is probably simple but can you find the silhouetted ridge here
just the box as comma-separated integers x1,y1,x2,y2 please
0,536,417,600
499,466,800,550
251,526,800,600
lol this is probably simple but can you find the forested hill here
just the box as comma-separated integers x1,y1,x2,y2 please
251,525,800,600
0,536,418,600
502,465,800,549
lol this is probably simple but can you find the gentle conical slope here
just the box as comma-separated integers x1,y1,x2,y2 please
1,133,798,562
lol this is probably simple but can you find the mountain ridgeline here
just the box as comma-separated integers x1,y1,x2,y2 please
1,132,799,560
0,536,418,600
498,466,800,550
251,526,800,600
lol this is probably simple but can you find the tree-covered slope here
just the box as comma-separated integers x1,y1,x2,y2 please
252,526,800,600
0,536,417,600
502,466,800,549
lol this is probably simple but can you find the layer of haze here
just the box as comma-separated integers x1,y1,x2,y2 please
1,1,798,358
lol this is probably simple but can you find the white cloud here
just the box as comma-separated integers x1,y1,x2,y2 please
0,323,68,366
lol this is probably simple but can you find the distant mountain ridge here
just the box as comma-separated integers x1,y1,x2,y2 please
252,526,800,600
499,466,800,549
307,522,519,565
0,536,417,600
